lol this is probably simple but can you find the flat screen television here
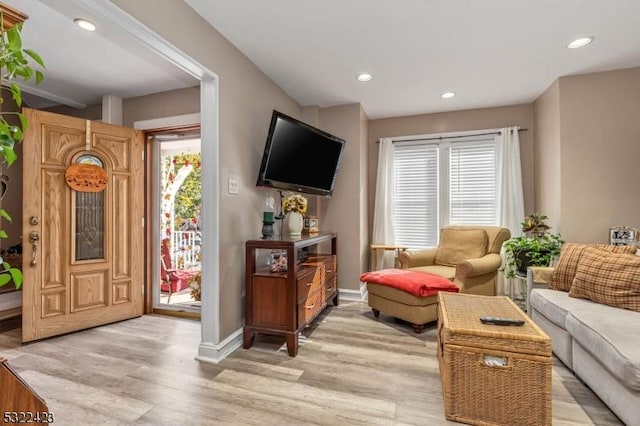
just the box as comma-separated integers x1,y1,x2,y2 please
256,110,345,197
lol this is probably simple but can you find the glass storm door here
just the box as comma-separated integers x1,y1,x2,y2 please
153,135,202,311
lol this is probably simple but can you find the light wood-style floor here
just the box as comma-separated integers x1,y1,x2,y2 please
0,302,623,425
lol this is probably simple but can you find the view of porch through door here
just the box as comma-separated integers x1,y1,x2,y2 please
154,134,202,311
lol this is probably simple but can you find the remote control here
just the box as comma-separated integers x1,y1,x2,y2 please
480,316,525,326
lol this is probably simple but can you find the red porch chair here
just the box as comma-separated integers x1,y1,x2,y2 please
160,239,199,302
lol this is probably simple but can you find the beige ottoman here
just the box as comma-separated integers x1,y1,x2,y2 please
367,283,439,333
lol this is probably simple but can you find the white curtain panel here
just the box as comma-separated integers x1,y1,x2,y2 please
495,127,525,296
371,137,396,269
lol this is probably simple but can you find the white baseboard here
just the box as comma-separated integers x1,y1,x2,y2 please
339,282,367,302
196,327,243,364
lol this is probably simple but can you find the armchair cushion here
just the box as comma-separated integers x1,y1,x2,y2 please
550,243,637,292
410,265,456,280
435,228,488,266
569,248,640,312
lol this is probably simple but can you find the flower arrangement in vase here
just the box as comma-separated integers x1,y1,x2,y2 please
282,193,307,236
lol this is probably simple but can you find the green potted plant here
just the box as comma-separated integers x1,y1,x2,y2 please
503,213,563,278
0,8,45,289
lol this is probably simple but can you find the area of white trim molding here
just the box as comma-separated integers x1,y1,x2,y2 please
196,328,243,364
134,113,201,130
83,0,223,362
339,282,368,302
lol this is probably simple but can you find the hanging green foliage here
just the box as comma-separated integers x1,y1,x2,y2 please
0,19,46,289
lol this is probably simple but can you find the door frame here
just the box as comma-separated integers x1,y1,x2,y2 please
80,0,223,361
142,123,201,315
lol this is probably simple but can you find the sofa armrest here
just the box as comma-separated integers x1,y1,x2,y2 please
397,248,437,269
456,253,502,278
526,266,555,315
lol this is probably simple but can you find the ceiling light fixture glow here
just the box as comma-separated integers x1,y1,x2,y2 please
356,73,372,82
74,18,97,32
441,92,455,99
566,36,594,49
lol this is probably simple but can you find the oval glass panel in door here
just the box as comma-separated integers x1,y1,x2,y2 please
75,154,106,261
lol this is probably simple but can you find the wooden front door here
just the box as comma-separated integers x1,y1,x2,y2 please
21,108,144,342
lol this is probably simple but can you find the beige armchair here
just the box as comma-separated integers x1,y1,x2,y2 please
396,225,511,296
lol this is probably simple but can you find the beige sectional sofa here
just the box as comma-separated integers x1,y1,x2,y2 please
527,243,640,425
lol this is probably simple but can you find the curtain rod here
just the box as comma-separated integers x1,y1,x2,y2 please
376,128,528,143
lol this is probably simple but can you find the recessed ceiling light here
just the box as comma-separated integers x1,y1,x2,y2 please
356,73,372,82
74,18,97,32
567,36,594,49
441,92,455,99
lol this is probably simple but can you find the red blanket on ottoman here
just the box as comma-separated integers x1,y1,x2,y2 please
360,269,459,297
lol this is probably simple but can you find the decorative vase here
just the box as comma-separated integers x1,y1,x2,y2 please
286,211,304,236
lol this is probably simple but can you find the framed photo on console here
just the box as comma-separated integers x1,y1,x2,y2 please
303,216,319,234
609,226,637,246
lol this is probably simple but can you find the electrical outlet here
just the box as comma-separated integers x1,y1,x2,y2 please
228,178,239,194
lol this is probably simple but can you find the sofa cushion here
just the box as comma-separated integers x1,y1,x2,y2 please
529,288,594,329
569,248,640,312
566,304,640,391
435,228,488,267
550,243,636,292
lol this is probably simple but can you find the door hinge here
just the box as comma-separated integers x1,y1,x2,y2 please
142,150,145,161
142,217,145,228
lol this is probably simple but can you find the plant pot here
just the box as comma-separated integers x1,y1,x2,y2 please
516,250,552,276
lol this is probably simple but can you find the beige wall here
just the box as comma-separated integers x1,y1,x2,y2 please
123,86,200,127
317,104,367,291
367,104,535,238
43,103,102,121
41,85,200,126
114,0,301,338
533,80,562,232
557,67,640,242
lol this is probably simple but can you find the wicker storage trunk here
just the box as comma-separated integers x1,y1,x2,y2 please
437,292,552,426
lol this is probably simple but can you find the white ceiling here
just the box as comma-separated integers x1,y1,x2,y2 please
4,1,640,119
185,0,640,119
3,0,197,109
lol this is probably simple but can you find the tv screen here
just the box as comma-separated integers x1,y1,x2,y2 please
256,110,345,197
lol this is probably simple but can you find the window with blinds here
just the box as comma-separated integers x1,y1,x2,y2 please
393,137,497,249
394,145,439,248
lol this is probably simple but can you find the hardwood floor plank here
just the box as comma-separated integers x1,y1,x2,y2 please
18,370,153,423
215,369,397,419
0,302,622,425
44,398,128,426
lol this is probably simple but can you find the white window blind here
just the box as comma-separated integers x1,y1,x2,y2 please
394,145,439,249
393,136,497,250
449,142,496,225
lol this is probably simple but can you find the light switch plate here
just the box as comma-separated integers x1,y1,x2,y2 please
228,178,239,194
